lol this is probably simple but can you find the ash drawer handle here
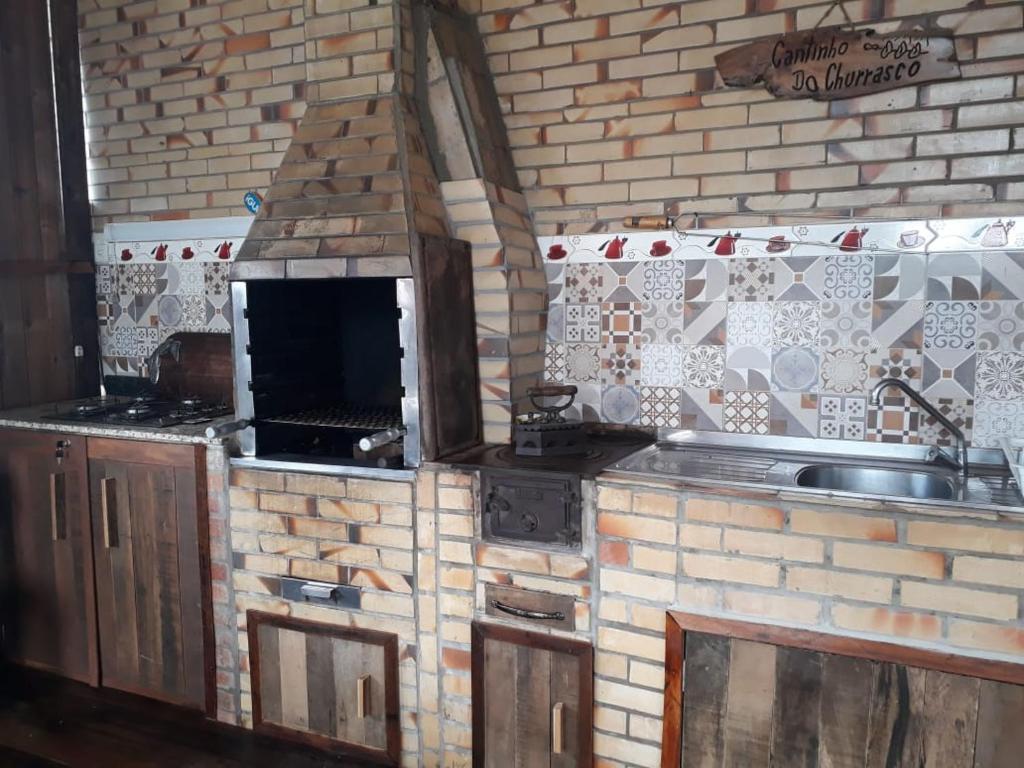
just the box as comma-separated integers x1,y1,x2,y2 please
100,477,119,548
491,599,565,622
552,702,565,755
50,473,67,541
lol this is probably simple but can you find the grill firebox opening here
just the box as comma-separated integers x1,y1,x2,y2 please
243,277,406,466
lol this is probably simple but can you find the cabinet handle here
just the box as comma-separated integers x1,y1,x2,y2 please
552,702,565,755
101,477,119,548
50,473,67,541
491,599,565,622
356,674,370,719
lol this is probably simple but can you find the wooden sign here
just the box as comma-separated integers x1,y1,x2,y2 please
715,28,960,101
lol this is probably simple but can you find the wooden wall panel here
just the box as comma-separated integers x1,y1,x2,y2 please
664,612,1024,768
0,0,98,409
248,611,400,766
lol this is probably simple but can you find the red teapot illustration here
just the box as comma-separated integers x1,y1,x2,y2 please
181,246,195,260
120,248,133,261
707,232,740,256
832,227,868,252
151,243,169,261
547,243,567,260
599,236,628,260
216,241,233,260
649,240,671,257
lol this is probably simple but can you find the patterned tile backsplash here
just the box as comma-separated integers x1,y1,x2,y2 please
94,220,245,379
540,217,1024,448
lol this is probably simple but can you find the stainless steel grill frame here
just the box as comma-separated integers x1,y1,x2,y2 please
230,277,421,467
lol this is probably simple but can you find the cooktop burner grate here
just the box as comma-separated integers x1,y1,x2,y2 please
44,397,233,427
264,405,403,431
492,445,604,464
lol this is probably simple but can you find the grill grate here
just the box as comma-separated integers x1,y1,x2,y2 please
263,405,403,431
646,450,776,483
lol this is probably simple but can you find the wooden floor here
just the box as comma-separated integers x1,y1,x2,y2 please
0,666,373,767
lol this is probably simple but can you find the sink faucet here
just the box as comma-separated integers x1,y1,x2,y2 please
870,378,968,485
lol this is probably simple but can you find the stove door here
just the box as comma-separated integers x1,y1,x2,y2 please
481,470,581,548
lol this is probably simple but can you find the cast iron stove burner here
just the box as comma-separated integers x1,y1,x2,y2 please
180,396,204,409
74,403,106,416
125,404,155,418
493,445,604,465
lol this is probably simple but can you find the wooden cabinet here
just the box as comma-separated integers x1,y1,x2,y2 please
472,622,593,768
87,437,210,710
248,611,401,766
0,429,96,683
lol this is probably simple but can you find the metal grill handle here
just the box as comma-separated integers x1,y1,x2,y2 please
358,427,407,452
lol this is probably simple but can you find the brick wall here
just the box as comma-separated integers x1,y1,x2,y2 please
79,1,1024,235
227,468,423,760
205,446,240,724
592,476,1024,767
441,180,546,442
474,0,1024,234
416,466,593,768
79,0,308,229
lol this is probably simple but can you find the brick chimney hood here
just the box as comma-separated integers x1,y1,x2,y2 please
231,0,450,281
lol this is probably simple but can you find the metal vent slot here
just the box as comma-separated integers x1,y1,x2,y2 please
262,405,404,431
646,451,776,483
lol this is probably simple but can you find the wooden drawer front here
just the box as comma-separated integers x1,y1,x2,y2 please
484,583,576,632
472,622,593,768
249,611,400,766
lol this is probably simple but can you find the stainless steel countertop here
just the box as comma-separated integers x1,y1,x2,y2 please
607,431,1023,514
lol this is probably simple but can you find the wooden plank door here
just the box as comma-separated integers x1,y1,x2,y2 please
87,438,209,711
0,429,97,683
472,622,593,768
664,612,1024,768
248,611,401,766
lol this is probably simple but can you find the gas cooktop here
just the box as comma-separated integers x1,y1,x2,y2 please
42,396,233,428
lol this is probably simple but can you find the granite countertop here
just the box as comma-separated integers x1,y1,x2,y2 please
0,399,235,446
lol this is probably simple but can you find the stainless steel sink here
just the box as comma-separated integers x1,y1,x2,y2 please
795,464,957,501
608,431,1023,512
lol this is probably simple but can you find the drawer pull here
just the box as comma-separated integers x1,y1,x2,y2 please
50,473,67,541
491,599,565,622
552,702,565,754
356,674,371,718
101,477,119,548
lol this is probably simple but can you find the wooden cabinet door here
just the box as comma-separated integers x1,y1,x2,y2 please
472,622,593,768
248,611,401,766
87,438,209,710
0,429,96,683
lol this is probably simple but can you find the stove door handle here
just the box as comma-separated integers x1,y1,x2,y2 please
491,599,565,622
